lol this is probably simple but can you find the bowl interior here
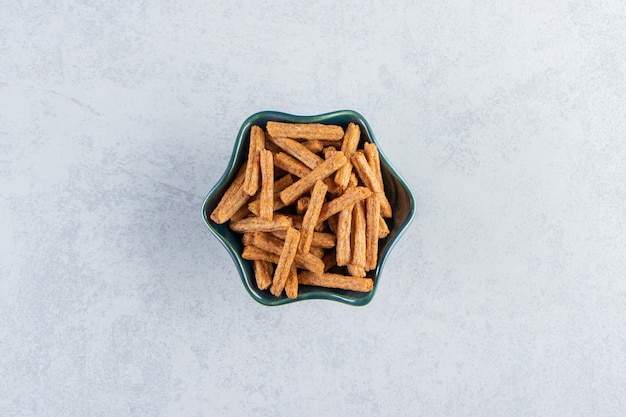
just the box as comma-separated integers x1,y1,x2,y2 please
202,110,415,306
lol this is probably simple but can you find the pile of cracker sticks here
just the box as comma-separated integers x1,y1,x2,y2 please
210,121,392,298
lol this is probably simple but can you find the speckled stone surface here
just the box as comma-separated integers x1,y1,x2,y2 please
2,1,626,416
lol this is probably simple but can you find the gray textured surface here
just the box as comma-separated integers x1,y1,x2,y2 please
2,1,626,416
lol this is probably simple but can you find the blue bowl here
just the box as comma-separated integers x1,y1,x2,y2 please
202,110,415,306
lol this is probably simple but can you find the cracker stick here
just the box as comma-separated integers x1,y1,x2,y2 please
268,136,324,169
298,180,328,254
323,146,337,159
242,245,280,264
347,264,366,278
267,121,344,141
241,232,254,246
248,173,294,204
353,151,392,218
302,140,324,153
296,196,310,214
379,216,390,239
365,195,380,271
310,231,336,248
230,205,250,222
280,151,347,205
350,200,366,271
317,186,371,224
270,227,300,296
259,149,274,220
274,152,311,178
298,271,374,292
253,260,273,290
272,229,335,249
364,142,392,218
285,266,298,299
242,126,265,195
210,163,251,224
272,173,295,193
334,122,361,189
251,232,324,274
320,149,344,195
336,206,352,266
351,152,385,196
229,214,292,233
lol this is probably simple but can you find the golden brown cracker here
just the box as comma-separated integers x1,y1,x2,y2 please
267,121,344,140
297,271,373,292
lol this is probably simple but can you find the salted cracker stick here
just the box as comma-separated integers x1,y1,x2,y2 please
302,140,324,153
230,205,250,222
267,121,344,141
363,142,392,218
253,260,274,290
268,136,324,169
241,232,254,246
379,216,390,239
317,186,371,224
347,264,366,278
259,149,274,221
285,266,298,299
270,227,300,296
336,206,352,266
350,200,366,270
273,173,295,192
210,163,250,224
296,196,310,214
334,122,361,189
273,152,311,178
365,195,380,271
280,151,347,206
298,180,328,254
229,214,292,233
242,126,265,195
352,151,392,218
298,271,374,292
351,152,383,195
242,245,280,264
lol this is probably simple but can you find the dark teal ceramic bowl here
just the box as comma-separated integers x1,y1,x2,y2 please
202,110,415,306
